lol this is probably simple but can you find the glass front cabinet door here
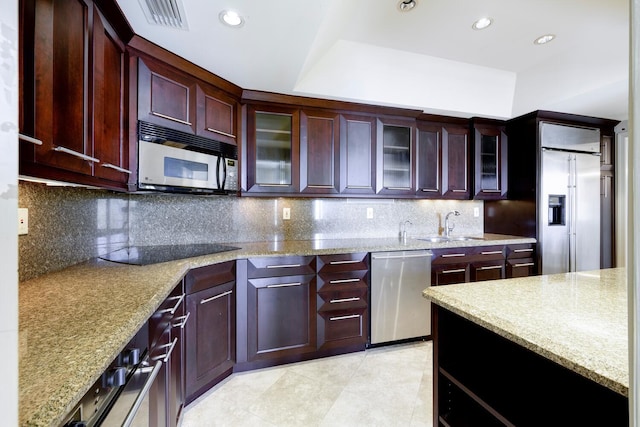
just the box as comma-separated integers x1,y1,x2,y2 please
246,106,300,193
472,120,507,199
376,118,415,196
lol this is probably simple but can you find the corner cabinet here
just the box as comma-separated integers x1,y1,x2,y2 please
472,119,508,199
245,105,300,193
184,261,236,404
19,0,131,190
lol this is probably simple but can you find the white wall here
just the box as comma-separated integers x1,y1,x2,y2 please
0,0,19,425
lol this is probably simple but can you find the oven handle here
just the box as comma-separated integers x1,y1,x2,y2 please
122,360,163,427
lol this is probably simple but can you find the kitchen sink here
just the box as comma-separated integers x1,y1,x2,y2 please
415,236,484,242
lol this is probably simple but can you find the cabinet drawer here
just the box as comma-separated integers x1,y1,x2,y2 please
471,261,505,282
317,270,368,291
432,263,469,285
432,248,473,265
318,308,367,347
185,261,236,294
506,244,536,259
507,258,536,278
317,253,369,273
247,256,316,278
469,245,505,261
317,288,368,312
149,282,185,351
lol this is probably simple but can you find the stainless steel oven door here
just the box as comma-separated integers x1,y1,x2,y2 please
138,140,219,191
100,357,163,427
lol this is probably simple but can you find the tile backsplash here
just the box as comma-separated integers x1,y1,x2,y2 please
18,181,483,281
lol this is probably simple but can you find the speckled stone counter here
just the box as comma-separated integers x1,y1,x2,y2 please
19,233,533,427
422,268,628,396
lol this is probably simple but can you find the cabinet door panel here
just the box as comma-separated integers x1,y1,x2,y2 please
442,126,470,199
377,117,415,195
247,274,316,361
196,83,237,145
93,8,128,182
30,0,91,174
416,124,442,197
474,123,508,199
339,114,376,194
138,58,196,134
300,110,339,194
185,281,235,400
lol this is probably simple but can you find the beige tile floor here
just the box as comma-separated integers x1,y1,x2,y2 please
182,341,433,427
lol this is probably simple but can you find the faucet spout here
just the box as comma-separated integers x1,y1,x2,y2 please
401,220,412,242
444,211,460,237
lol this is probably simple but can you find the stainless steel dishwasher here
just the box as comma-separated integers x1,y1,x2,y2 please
370,250,433,345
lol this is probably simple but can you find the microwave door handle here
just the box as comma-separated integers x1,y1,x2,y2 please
221,157,227,190
215,156,222,190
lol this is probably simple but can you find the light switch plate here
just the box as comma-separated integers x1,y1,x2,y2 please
283,207,291,220
473,207,480,218
18,208,28,235
366,208,374,219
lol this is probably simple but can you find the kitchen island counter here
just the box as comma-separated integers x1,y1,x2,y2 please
19,233,533,427
423,268,628,425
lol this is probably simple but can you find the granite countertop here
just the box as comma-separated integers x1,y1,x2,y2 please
19,233,533,427
422,268,628,396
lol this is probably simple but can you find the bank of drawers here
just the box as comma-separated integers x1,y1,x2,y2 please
316,253,369,350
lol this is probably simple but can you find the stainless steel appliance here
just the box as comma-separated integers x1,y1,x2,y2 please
60,328,153,427
137,121,238,195
539,122,601,274
370,250,432,345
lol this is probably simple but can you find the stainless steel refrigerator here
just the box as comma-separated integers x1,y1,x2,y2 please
539,122,601,274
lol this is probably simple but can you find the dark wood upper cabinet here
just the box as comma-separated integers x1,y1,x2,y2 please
245,104,300,193
339,114,377,195
472,119,508,200
19,0,131,191
196,82,238,146
416,121,443,197
300,110,340,194
137,57,197,134
376,117,416,196
442,125,471,199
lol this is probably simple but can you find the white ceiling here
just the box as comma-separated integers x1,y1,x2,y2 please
116,0,629,121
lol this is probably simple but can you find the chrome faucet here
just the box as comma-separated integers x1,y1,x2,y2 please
444,211,460,237
401,220,412,242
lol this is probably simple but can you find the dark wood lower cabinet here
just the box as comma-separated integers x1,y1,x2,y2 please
246,274,317,362
184,261,236,404
433,306,628,426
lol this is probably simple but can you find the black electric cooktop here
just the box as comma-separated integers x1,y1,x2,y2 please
99,243,241,266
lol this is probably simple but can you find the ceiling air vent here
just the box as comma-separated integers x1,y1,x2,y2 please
139,0,189,30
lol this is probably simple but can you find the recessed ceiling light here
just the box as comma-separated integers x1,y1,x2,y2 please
472,17,493,30
534,34,556,45
398,0,417,12
219,10,244,27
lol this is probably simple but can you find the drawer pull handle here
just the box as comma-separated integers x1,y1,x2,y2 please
19,133,43,145
266,264,301,269
54,146,100,163
329,260,361,265
385,187,411,190
481,251,503,255
441,268,466,274
159,294,185,315
329,278,360,284
200,290,232,304
477,265,503,271
153,338,178,363
257,184,289,187
308,185,335,189
441,253,465,258
513,248,534,253
151,111,192,126
267,282,302,288
514,262,535,268
102,163,132,174
346,185,372,189
172,311,191,328
206,127,236,139
330,297,360,303
330,314,360,321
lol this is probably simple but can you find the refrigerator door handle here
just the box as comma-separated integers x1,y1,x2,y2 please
568,155,578,272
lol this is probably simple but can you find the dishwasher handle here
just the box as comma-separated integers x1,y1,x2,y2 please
371,251,433,260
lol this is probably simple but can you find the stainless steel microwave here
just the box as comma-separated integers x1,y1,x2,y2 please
137,121,238,195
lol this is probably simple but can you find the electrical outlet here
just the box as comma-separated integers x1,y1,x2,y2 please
473,207,480,218
366,207,374,219
283,207,291,220
18,208,29,235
